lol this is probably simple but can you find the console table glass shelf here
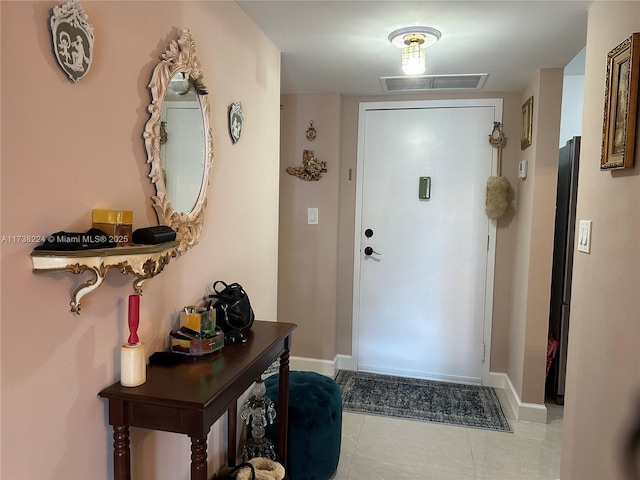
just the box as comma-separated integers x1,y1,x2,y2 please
30,241,178,314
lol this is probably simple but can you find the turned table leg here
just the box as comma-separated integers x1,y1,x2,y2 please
277,338,291,468
190,436,208,480
113,425,131,480
227,400,238,466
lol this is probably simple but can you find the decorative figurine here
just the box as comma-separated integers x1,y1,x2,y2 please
286,150,327,181
50,0,94,83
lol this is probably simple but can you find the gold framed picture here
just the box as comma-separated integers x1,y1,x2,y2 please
601,33,639,170
520,96,533,150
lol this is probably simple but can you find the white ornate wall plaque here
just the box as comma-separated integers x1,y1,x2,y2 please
50,0,94,83
229,102,244,143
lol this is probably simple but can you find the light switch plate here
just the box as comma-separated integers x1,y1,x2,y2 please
578,220,591,253
518,160,528,179
307,208,318,225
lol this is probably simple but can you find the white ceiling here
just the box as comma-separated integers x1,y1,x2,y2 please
237,1,591,96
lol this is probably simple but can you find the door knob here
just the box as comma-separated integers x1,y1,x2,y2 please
364,246,381,256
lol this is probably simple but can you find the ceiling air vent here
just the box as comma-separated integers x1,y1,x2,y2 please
380,73,488,93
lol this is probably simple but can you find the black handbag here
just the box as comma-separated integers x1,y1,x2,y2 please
208,281,255,344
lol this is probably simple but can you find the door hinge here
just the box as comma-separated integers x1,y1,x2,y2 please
487,235,490,251
482,343,486,363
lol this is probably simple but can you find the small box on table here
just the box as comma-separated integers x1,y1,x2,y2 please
179,308,215,337
170,307,222,356
170,329,224,355
92,209,133,246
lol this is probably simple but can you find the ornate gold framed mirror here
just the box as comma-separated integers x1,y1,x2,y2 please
143,29,213,254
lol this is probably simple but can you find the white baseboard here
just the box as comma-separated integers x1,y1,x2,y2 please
290,356,336,376
335,354,357,371
488,372,547,423
288,354,356,377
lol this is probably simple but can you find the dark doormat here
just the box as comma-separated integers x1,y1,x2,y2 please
335,370,512,432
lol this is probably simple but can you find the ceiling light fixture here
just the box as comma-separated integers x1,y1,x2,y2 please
388,26,441,76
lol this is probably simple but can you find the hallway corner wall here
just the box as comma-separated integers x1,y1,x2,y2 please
507,68,564,406
278,93,343,360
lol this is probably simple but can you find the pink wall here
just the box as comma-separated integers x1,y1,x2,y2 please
561,3,640,478
278,93,342,360
0,2,280,478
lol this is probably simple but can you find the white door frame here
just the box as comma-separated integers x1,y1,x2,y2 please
352,98,502,385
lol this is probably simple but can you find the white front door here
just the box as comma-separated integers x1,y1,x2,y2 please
353,99,500,384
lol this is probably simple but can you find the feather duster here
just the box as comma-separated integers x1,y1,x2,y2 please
486,122,511,220
485,175,511,220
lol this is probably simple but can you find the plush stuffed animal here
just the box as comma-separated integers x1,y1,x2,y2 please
217,457,285,480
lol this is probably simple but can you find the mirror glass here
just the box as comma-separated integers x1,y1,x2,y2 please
143,30,213,254
161,73,205,214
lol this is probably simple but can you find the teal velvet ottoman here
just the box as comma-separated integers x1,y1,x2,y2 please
265,371,342,480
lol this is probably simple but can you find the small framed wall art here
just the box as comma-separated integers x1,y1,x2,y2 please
600,33,639,170
50,0,94,83
520,96,533,150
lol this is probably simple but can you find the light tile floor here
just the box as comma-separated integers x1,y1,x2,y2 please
332,390,564,480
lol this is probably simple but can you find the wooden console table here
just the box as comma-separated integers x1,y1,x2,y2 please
99,321,296,480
